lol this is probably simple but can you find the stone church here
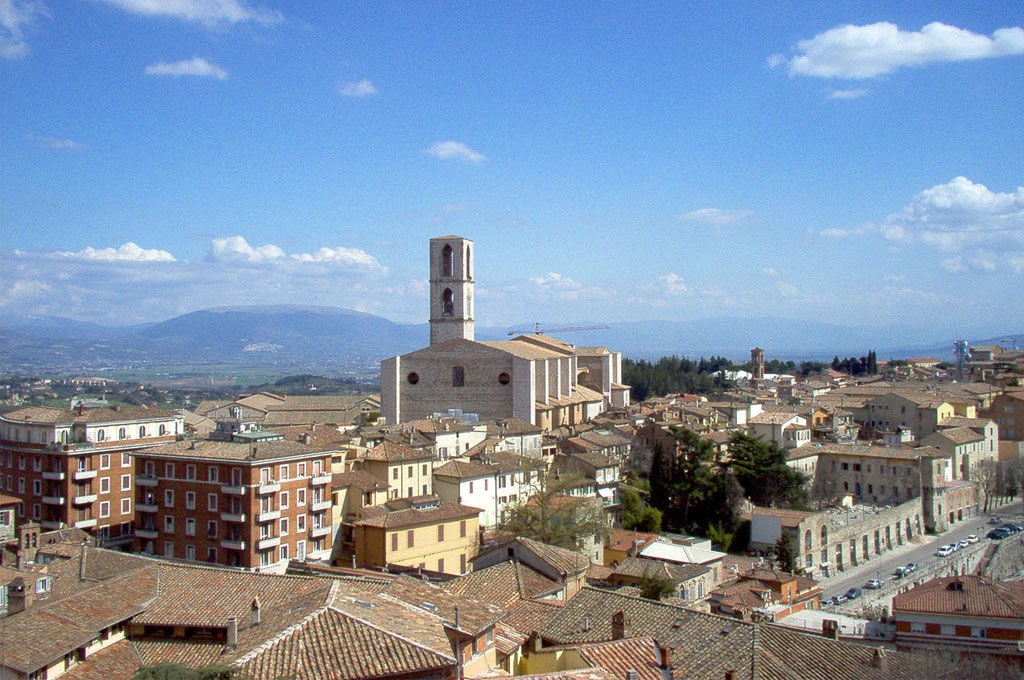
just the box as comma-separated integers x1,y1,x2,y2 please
381,235,630,430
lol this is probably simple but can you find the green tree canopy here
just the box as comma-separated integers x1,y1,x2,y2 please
496,472,609,553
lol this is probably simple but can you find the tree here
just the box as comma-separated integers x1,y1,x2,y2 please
638,567,676,601
727,432,808,509
774,532,797,573
974,458,1000,512
620,487,663,533
496,472,609,553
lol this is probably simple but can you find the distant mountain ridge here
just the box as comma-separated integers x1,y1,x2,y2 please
0,305,1018,377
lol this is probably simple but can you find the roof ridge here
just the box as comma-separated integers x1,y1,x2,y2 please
232,605,330,665
327,598,458,663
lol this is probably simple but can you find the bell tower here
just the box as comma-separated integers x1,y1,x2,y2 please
429,235,474,345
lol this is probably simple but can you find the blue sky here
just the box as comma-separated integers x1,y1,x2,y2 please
2,1,1022,339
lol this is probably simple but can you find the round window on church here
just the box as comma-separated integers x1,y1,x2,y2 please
498,372,511,385
407,373,420,385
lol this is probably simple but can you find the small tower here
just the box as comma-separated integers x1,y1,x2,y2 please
750,347,765,385
429,235,474,345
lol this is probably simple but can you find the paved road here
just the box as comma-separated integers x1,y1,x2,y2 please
817,499,1023,613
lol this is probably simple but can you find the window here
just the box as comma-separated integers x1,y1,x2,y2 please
208,520,218,538
99,501,110,518
297,514,305,532
159,424,167,436
296,488,306,506
280,491,289,509
185,491,196,510
32,457,41,472
120,498,131,514
438,558,445,573
280,517,289,535
297,462,307,476
121,452,131,467
118,427,127,440
407,530,414,548
164,463,175,478
164,515,174,533
442,288,454,315
121,474,131,491
32,479,41,496
407,372,420,385
279,545,289,561
164,542,174,557
185,517,196,536
207,547,217,562
139,426,147,438
391,534,398,551
392,468,399,480
186,464,196,480
460,520,467,538
208,493,218,511
296,540,306,560
452,365,465,387
185,544,195,561
422,464,428,475
208,467,219,483
100,454,110,470
498,372,511,385
97,429,106,442
164,489,174,507
279,464,289,481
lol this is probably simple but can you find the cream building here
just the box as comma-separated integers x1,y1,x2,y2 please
381,235,630,430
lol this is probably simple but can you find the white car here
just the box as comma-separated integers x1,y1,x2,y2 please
936,545,954,557
966,534,979,544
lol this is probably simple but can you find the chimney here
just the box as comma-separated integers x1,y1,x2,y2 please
626,671,638,680
724,672,736,680
822,619,839,640
872,647,887,671
658,644,672,669
251,597,261,626
226,617,238,647
611,610,628,640
7,577,30,614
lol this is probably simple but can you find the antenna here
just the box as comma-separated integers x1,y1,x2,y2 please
507,323,609,337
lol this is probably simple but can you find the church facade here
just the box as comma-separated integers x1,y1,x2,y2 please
381,235,630,430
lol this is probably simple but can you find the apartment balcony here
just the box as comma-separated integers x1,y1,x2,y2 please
42,495,66,506
72,469,98,481
74,518,97,529
137,502,159,513
42,470,66,481
310,525,331,538
136,527,159,539
310,473,331,486
255,481,281,495
73,493,98,505
137,474,159,487
220,484,246,496
221,511,247,523
257,536,280,551
256,510,281,523
310,500,331,512
220,539,246,551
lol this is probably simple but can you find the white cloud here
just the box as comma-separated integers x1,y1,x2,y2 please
55,242,176,262
424,141,486,164
208,236,384,270
530,272,581,292
883,177,1024,271
32,135,85,150
829,88,868,99
339,79,378,97
679,208,752,225
96,0,280,26
820,224,872,238
1,0,46,59
145,57,228,79
784,22,1024,79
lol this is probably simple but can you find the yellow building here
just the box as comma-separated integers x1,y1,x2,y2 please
353,495,481,575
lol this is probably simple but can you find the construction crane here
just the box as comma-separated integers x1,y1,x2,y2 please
507,322,608,337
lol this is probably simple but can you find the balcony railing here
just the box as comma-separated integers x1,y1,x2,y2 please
42,470,66,481
256,510,281,523
220,539,246,551
257,536,280,551
310,473,331,486
74,518,97,529
256,481,281,495
310,525,331,538
311,500,331,512
73,493,98,505
137,502,159,513
220,484,246,495
72,469,98,481
221,511,247,523
42,495,66,506
135,527,159,539
137,474,159,487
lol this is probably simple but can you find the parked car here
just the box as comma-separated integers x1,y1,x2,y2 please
844,587,863,600
955,539,969,550
987,528,1011,540
936,545,954,556
864,578,884,589
989,516,1002,524
965,534,979,544
904,561,918,573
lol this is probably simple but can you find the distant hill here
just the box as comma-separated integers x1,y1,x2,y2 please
0,305,1017,377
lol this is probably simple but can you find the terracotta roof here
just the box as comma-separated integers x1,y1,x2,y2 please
332,469,388,492
363,440,433,462
606,529,660,554
892,575,1024,619
355,498,482,529
611,557,709,585
434,458,499,479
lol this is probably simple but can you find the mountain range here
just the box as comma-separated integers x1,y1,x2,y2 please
0,305,1018,378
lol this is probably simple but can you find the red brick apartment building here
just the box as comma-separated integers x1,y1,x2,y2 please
0,405,183,548
132,432,335,572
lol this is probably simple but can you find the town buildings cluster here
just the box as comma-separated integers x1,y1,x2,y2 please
0,235,1022,678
